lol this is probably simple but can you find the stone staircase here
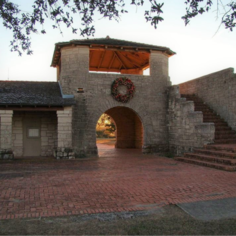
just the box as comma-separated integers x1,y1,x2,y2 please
176,94,236,171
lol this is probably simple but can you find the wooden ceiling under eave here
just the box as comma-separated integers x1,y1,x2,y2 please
89,48,150,74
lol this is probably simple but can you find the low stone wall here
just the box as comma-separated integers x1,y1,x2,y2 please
168,86,215,155
54,148,75,159
179,68,236,131
0,149,14,160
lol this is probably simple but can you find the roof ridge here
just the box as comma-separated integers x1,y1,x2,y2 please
58,36,169,49
0,80,57,83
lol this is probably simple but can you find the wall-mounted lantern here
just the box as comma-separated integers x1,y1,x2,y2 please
77,88,84,93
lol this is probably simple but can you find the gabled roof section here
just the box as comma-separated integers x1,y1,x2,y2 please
51,37,176,67
0,81,75,107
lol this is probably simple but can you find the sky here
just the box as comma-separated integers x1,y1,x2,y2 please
0,0,235,85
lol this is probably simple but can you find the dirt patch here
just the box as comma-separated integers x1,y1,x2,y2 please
1,205,236,235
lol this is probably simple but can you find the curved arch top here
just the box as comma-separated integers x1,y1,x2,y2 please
104,106,143,149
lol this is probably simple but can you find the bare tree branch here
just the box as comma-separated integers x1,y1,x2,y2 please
0,0,235,56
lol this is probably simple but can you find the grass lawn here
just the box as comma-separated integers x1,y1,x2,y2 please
1,205,236,235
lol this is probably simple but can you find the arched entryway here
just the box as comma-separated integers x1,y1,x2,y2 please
96,106,143,150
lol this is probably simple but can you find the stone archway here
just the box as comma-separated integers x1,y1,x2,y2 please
103,106,143,149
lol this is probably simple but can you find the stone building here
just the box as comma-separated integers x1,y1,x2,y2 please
2,37,231,161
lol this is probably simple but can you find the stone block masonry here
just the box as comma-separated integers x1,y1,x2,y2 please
53,147,74,160
41,114,57,156
0,149,14,160
12,115,23,157
55,107,75,159
168,86,215,155
179,68,236,131
0,110,13,149
0,110,14,159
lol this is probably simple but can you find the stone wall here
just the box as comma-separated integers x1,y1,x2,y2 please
179,68,236,131
41,114,57,156
12,111,57,157
168,86,215,155
134,114,143,149
55,107,74,159
0,110,14,159
59,46,172,157
12,114,23,157
0,110,13,149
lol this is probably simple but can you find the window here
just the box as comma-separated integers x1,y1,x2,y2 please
28,128,40,138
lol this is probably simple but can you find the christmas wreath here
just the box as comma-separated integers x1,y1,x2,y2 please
111,77,135,103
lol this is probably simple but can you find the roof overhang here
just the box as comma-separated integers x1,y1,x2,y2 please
51,37,176,68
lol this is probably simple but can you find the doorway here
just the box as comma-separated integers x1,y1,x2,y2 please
23,118,41,156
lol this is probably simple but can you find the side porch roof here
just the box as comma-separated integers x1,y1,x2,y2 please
0,81,75,108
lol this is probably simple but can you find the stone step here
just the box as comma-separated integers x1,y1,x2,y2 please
195,106,211,110
195,107,213,111
205,121,227,125
203,118,223,121
201,112,222,116
203,114,226,123
181,95,198,99
212,124,229,128
202,114,222,118
175,157,236,171
195,148,236,159
194,104,210,107
195,109,214,113
184,152,236,165
215,126,233,130
202,114,220,117
194,102,212,106
180,94,236,171
205,145,236,153
206,121,227,125
214,139,236,144
215,127,235,134
215,134,236,139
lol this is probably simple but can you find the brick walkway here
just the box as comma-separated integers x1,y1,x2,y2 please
1,144,236,219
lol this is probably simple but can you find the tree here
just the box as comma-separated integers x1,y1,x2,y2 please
105,122,116,133
96,113,116,138
0,0,235,56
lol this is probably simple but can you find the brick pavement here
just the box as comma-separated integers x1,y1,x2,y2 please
0,143,236,219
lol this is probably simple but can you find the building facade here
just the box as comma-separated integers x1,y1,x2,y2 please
0,37,216,159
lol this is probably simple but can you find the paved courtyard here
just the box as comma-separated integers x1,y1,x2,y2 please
1,143,236,220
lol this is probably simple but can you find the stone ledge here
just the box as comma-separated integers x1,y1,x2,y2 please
142,144,169,154
53,147,75,160
0,149,14,160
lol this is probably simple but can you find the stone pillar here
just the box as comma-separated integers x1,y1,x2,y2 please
150,51,168,76
141,52,170,154
150,51,171,87
54,107,74,159
0,110,14,160
60,46,89,94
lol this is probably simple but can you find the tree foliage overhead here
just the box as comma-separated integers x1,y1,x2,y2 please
0,0,235,56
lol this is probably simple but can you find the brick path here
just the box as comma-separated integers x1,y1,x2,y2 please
1,144,236,219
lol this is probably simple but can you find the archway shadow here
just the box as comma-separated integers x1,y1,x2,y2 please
97,142,142,158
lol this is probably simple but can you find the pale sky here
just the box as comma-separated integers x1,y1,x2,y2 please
0,0,235,85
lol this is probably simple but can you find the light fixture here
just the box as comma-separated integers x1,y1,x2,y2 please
77,88,84,93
